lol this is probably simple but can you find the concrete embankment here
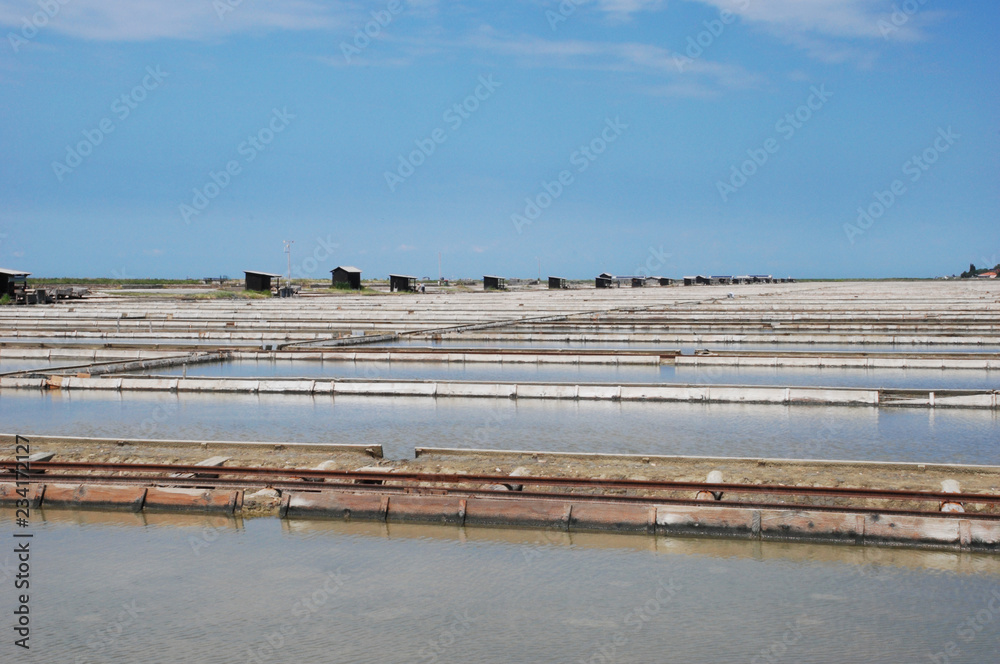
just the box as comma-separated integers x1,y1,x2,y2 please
259,349,664,365
423,331,1000,345
8,346,1000,370
5,374,998,409
282,491,1000,552
0,433,382,458
3,483,996,552
4,435,998,552
674,351,1000,370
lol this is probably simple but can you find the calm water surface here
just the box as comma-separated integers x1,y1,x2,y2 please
0,359,58,372
1,390,997,464
142,358,1000,390
0,511,997,664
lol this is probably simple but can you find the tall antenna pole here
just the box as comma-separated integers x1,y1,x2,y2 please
283,240,294,286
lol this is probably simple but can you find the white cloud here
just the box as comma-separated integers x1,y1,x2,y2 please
464,28,762,94
685,0,940,63
0,0,347,42
689,0,900,39
591,0,669,21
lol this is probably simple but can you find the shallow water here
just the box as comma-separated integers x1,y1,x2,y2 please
141,358,1000,390
1,511,997,664
1,390,997,464
0,359,57,373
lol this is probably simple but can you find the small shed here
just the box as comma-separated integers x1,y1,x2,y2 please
0,268,30,297
548,276,568,289
630,277,645,288
683,276,696,286
484,275,507,291
331,266,362,290
389,274,417,292
733,276,750,285
244,270,281,292
751,275,772,284
712,276,733,285
595,276,614,289
695,275,711,285
658,277,674,286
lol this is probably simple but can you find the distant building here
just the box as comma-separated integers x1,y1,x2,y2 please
244,270,281,292
389,274,417,292
595,276,614,289
711,276,733,285
657,277,674,286
599,273,637,287
0,268,30,297
696,275,712,285
548,277,568,289
630,277,645,288
750,275,772,284
331,266,362,290
483,275,507,291
977,271,997,279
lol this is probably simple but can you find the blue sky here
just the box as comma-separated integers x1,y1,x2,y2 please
1,0,997,279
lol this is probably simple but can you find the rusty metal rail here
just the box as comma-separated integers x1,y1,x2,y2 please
3,462,999,517
10,473,1000,521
